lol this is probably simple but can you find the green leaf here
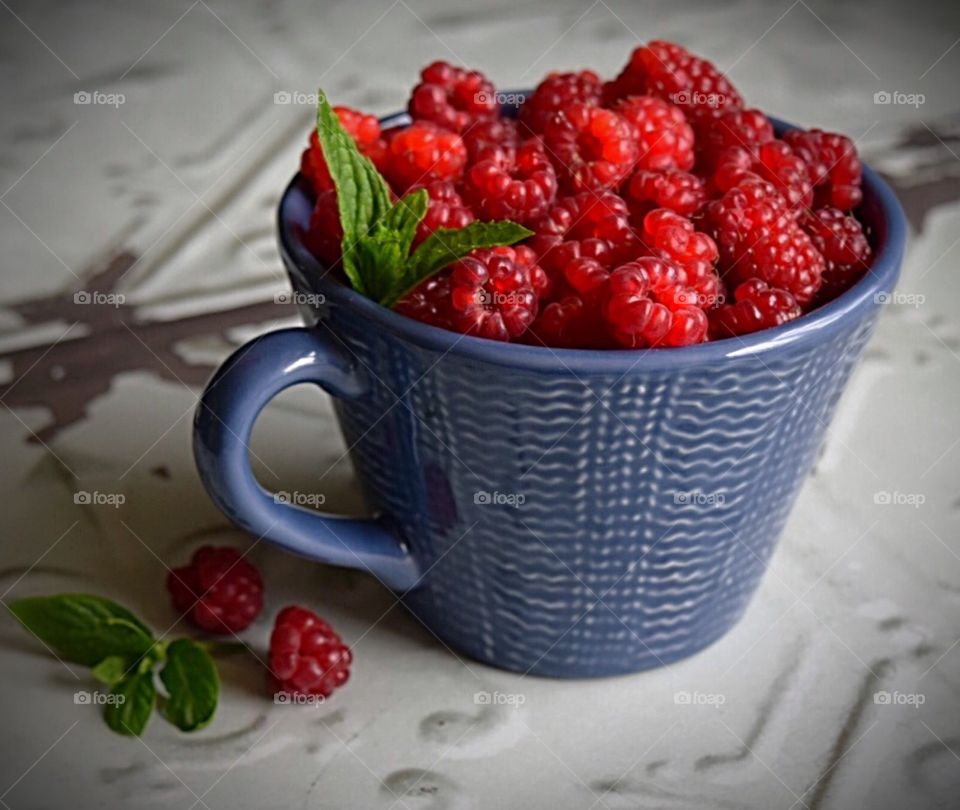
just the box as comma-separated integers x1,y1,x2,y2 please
316,94,393,295
388,221,534,307
159,639,219,732
92,655,130,685
104,671,156,737
8,594,155,667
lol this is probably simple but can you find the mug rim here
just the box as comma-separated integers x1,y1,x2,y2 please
278,116,906,373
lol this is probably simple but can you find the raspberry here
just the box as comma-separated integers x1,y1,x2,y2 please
714,141,813,209
303,190,343,268
408,61,497,133
638,209,723,308
783,129,863,210
448,246,542,340
410,181,474,247
543,103,638,192
602,259,708,348
520,70,603,135
395,272,454,330
463,140,558,224
532,236,613,290
802,207,872,300
709,278,801,338
268,606,351,699
696,108,773,172
167,546,263,634
605,40,743,123
533,191,638,262
614,95,695,172
625,169,706,220
462,117,520,161
301,107,387,193
384,122,468,192
528,295,608,349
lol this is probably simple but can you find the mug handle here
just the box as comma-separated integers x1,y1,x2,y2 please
192,327,421,592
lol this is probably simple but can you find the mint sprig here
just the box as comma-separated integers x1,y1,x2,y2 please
315,93,532,306
8,594,221,737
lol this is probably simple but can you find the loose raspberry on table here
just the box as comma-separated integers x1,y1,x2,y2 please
167,546,263,634
604,40,743,123
409,180,474,247
408,61,497,133
462,117,520,162
625,169,706,220
542,103,639,192
709,278,801,338
301,107,387,193
783,129,863,210
268,606,352,699
614,95,695,172
303,190,343,268
463,139,558,224
520,70,603,135
602,258,708,348
696,107,773,172
448,246,542,341
801,207,872,300
384,121,468,192
395,272,454,330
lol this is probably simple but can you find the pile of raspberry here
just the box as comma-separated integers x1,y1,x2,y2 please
302,43,872,348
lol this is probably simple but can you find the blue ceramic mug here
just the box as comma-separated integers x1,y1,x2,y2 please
193,113,905,677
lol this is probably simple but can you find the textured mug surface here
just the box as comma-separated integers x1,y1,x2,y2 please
193,112,906,678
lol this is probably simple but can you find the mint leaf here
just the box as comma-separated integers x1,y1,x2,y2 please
316,95,393,295
8,594,154,667
159,639,219,732
104,671,156,736
92,655,131,685
387,221,534,306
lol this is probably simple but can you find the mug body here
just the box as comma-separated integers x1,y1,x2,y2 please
278,161,904,677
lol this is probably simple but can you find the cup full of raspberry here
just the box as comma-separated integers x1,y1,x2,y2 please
193,44,906,677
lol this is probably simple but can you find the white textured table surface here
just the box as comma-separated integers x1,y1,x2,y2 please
1,1,959,808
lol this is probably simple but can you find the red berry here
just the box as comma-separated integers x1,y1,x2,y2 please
709,278,801,338
408,61,497,133
533,191,638,262
543,103,638,192
625,169,706,220
605,40,743,123
463,139,558,224
614,95,695,172
167,546,263,634
395,272,454,330
528,294,608,348
384,122,468,192
301,107,387,193
520,71,603,134
448,246,542,341
268,606,351,699
714,140,813,208
802,207,872,300
696,108,773,172
410,181,474,246
303,190,343,267
783,129,863,210
462,117,520,161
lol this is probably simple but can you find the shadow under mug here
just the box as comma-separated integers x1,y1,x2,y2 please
193,115,905,677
